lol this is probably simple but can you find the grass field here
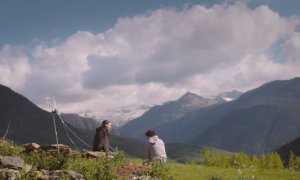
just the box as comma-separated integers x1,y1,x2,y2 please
167,163,300,180
1,140,300,179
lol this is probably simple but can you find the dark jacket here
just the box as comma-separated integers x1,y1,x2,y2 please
93,126,110,153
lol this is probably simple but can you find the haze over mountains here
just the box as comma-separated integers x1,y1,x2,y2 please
52,89,241,132
104,105,151,128
0,84,149,157
119,90,242,141
60,113,101,131
120,78,300,155
194,78,300,154
0,84,91,147
0,84,226,160
1,77,300,157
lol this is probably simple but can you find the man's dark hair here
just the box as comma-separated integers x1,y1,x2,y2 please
102,120,109,127
145,130,156,137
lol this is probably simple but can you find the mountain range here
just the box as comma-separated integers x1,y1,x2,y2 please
60,113,101,131
194,78,300,154
2,77,300,156
120,78,300,155
105,105,151,128
119,91,224,141
0,84,98,149
0,84,225,161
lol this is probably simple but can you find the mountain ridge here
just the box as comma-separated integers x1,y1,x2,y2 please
119,91,224,140
120,77,300,154
193,77,300,154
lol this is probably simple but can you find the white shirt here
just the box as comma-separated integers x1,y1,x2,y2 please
145,135,167,161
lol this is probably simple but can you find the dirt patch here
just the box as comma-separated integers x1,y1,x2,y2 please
115,163,149,177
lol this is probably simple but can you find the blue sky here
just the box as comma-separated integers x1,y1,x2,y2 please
1,0,299,46
1,0,300,118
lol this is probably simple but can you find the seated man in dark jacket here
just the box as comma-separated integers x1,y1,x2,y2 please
93,120,114,155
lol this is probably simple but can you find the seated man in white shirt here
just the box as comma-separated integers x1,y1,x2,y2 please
144,130,167,164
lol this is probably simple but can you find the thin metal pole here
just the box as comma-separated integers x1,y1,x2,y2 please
52,111,60,154
2,120,11,140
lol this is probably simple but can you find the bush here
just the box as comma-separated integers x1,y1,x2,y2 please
288,151,300,170
143,160,172,179
23,150,72,170
0,140,23,156
201,149,283,169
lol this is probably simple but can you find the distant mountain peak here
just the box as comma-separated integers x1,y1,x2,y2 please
177,91,221,109
178,91,203,102
215,90,242,102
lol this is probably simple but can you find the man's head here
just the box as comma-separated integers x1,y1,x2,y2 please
102,120,112,131
145,130,156,137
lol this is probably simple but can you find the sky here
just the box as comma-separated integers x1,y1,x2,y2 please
1,0,300,118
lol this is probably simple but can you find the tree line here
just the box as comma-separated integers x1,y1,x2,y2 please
201,148,300,170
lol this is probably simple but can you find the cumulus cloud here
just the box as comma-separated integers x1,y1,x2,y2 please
0,45,31,90
82,3,296,88
283,32,300,63
0,2,300,117
184,53,300,97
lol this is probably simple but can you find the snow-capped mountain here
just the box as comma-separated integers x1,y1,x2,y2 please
215,90,242,102
78,110,97,119
103,105,151,128
178,92,222,109
60,113,101,130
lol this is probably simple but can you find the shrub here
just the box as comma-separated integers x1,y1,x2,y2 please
200,149,283,169
0,140,23,156
288,151,300,170
22,150,72,170
143,160,171,179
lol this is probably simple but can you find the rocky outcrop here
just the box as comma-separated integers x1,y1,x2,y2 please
39,144,72,154
23,142,107,159
0,168,20,180
0,156,32,180
0,156,31,172
23,143,40,151
0,142,124,179
23,143,72,154
0,143,88,179
81,151,106,158
37,169,85,180
0,155,85,180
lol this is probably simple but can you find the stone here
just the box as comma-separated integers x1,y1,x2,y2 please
81,151,106,158
0,155,32,172
64,170,85,180
39,170,85,180
0,168,20,180
26,170,44,179
23,143,40,151
40,144,72,154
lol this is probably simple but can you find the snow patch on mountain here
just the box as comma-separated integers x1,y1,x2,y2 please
215,90,243,102
103,105,151,128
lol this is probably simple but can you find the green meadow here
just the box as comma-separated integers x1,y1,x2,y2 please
168,163,300,180
1,140,300,179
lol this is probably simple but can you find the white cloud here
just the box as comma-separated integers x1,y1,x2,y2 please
184,53,300,97
283,32,300,64
0,45,31,90
82,3,295,87
0,2,300,117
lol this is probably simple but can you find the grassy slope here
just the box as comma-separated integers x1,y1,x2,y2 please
1,140,300,179
110,134,233,163
166,144,232,163
168,163,300,180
